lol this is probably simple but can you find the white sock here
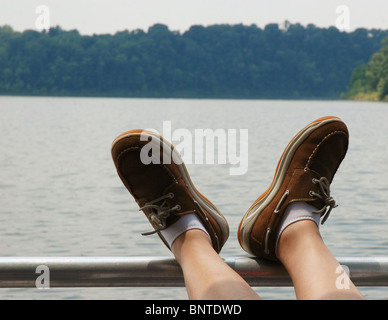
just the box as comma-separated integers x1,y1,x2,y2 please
160,214,210,249
275,202,321,257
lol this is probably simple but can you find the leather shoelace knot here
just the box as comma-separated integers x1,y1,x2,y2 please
139,192,181,236
309,177,338,224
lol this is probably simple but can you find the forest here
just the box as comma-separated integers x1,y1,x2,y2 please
1,23,388,99
343,38,388,101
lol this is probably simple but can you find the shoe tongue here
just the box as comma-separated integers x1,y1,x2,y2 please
119,150,174,200
307,131,348,183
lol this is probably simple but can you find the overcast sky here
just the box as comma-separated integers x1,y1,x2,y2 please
1,0,388,35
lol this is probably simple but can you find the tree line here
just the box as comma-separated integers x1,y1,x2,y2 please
1,23,388,99
343,38,388,101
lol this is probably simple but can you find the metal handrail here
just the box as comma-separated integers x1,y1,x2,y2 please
1,256,388,288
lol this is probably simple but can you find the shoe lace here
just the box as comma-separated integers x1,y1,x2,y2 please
309,177,338,225
139,192,181,236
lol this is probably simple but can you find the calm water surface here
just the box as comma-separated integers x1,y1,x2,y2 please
0,97,387,299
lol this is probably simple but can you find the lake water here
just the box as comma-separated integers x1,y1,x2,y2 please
0,96,388,300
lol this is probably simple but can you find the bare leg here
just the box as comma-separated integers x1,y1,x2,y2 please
277,220,365,300
171,229,261,300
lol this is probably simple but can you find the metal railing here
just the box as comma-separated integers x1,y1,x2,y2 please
1,256,388,288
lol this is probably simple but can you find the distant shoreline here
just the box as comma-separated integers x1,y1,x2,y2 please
1,24,388,103
345,95,388,103
0,93,346,101
1,93,387,104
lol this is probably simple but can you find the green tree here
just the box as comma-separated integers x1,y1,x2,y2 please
1,23,388,98
344,37,388,101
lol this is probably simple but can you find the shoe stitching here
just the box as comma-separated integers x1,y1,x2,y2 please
305,130,347,170
116,146,177,199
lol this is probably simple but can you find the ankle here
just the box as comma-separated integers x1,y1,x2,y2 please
277,220,321,262
160,214,210,250
171,229,213,262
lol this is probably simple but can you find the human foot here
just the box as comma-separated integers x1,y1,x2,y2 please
238,116,349,260
111,129,229,252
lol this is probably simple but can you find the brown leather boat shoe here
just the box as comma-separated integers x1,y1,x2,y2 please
111,129,229,253
238,116,349,261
